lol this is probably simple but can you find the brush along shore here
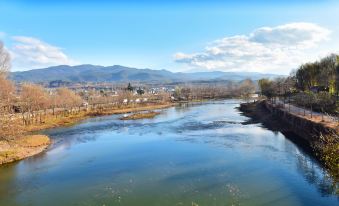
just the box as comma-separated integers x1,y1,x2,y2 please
0,103,174,165
239,100,339,193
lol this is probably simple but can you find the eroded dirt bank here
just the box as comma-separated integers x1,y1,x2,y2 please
239,100,338,192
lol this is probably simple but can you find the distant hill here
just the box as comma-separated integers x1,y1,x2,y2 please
10,64,282,83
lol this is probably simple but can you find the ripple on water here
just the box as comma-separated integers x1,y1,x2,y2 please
0,100,338,206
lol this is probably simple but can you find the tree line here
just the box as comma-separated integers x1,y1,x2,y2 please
258,54,338,114
172,79,256,101
0,39,257,140
0,42,84,139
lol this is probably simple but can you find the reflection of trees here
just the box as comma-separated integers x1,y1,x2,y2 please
0,164,17,204
296,153,338,197
175,103,192,113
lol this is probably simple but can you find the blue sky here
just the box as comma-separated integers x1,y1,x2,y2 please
0,0,338,74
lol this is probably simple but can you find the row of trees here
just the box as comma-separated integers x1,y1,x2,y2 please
1,80,83,126
258,54,338,115
0,41,84,139
19,85,83,125
173,79,256,101
295,54,338,94
0,42,14,139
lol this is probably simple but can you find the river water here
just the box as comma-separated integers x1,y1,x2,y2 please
0,100,337,206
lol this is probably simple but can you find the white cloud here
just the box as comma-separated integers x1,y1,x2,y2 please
249,23,330,48
174,22,332,74
10,36,76,70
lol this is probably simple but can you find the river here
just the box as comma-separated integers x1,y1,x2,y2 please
0,100,337,206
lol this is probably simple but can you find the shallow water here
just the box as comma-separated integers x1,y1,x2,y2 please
0,100,337,206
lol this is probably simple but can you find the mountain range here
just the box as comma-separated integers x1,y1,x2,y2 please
10,64,282,83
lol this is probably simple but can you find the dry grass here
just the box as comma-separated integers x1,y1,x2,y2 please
0,135,50,164
88,103,172,117
120,111,161,120
17,135,51,147
22,111,88,132
22,103,174,132
0,103,174,165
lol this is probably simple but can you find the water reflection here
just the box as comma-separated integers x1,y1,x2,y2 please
296,153,338,197
0,100,337,206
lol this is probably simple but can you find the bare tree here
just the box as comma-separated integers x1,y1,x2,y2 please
0,76,15,112
56,88,83,114
20,84,50,124
0,41,11,77
0,43,15,139
0,76,16,140
239,79,256,102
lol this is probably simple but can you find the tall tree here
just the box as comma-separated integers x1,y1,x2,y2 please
258,78,275,100
136,87,145,95
239,79,256,101
0,76,15,111
318,54,337,94
127,83,133,91
0,41,10,78
21,84,50,113
57,87,83,110
0,42,16,139
20,84,51,124
0,41,13,111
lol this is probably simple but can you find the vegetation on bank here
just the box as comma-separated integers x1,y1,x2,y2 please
1,38,257,141
239,101,338,195
0,135,50,164
0,102,173,165
0,41,177,164
23,103,173,131
313,133,339,184
255,55,338,194
258,54,338,114
120,111,161,120
172,79,256,101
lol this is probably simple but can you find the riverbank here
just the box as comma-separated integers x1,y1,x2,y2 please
2,99,337,205
23,103,174,132
239,100,338,192
0,135,50,165
0,102,174,165
120,111,161,120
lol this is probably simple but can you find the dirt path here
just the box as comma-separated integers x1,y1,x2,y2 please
271,100,338,131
